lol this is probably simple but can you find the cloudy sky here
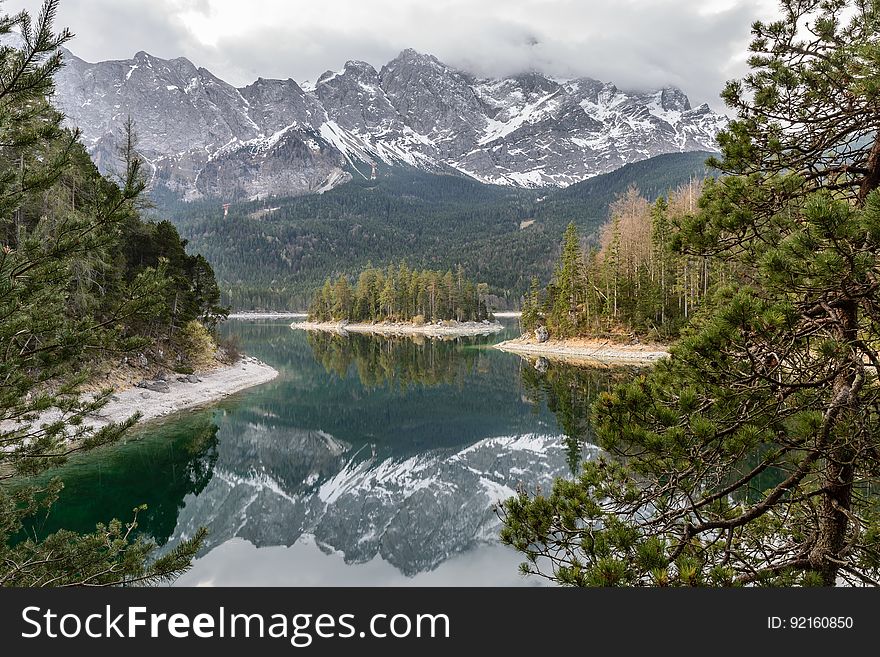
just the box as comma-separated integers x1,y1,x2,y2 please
7,0,780,109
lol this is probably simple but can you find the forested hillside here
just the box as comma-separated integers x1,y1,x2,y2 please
158,152,716,310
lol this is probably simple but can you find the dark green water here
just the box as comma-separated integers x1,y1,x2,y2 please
27,318,629,586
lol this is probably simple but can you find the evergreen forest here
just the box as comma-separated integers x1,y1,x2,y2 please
160,152,716,310
307,263,492,323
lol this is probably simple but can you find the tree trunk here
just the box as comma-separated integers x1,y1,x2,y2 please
858,132,880,204
810,299,857,585
812,448,854,586
169,290,179,338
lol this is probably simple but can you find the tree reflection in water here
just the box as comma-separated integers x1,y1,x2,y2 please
518,357,635,474
306,331,483,390
19,414,220,547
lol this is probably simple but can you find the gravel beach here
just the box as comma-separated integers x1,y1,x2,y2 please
291,320,505,337
494,336,669,364
4,357,279,439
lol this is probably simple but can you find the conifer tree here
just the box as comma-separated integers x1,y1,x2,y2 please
708,0,880,207
650,198,670,324
332,275,352,319
521,276,541,331
0,0,205,586
548,222,584,336
500,0,880,587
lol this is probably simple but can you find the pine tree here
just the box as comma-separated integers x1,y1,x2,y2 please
604,215,621,319
708,0,880,206
548,222,584,336
331,275,352,319
650,197,674,328
0,1,205,586
521,276,541,331
379,276,395,320
500,0,880,587
455,265,466,321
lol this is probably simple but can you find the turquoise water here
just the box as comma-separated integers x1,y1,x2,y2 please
30,318,626,585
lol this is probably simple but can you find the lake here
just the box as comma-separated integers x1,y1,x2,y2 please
30,318,632,586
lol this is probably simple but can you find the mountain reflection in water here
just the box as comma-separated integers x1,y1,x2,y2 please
30,319,630,585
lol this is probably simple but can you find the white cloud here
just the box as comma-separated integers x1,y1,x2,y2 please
6,0,781,109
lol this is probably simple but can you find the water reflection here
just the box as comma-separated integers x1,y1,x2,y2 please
518,356,634,474
23,414,220,546
32,320,631,585
169,427,575,577
307,331,483,389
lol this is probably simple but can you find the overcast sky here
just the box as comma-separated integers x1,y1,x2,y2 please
6,0,781,109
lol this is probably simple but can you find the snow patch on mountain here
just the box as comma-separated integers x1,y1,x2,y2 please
52,47,727,199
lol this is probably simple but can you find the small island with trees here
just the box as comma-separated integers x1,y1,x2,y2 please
293,262,503,336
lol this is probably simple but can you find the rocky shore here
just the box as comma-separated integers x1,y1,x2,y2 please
494,334,669,365
291,319,505,337
93,356,278,428
5,357,279,438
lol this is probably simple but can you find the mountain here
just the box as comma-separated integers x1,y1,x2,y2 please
53,47,725,200
166,424,584,577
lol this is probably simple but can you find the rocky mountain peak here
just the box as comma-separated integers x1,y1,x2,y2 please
244,75,306,96
660,87,691,112
388,48,441,67
315,59,397,135
343,60,379,76
379,50,486,156
52,46,726,200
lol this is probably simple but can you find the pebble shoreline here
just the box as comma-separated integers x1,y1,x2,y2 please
4,357,279,438
291,320,505,337
493,338,669,364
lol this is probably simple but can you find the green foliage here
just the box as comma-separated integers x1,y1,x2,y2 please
120,219,228,336
711,0,880,206
500,0,880,587
522,183,720,340
0,1,216,586
307,262,491,323
177,320,216,370
158,152,715,310
520,277,541,332
547,223,585,336
3,501,209,587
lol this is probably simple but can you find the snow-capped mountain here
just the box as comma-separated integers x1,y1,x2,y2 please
165,421,592,576
54,47,726,200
